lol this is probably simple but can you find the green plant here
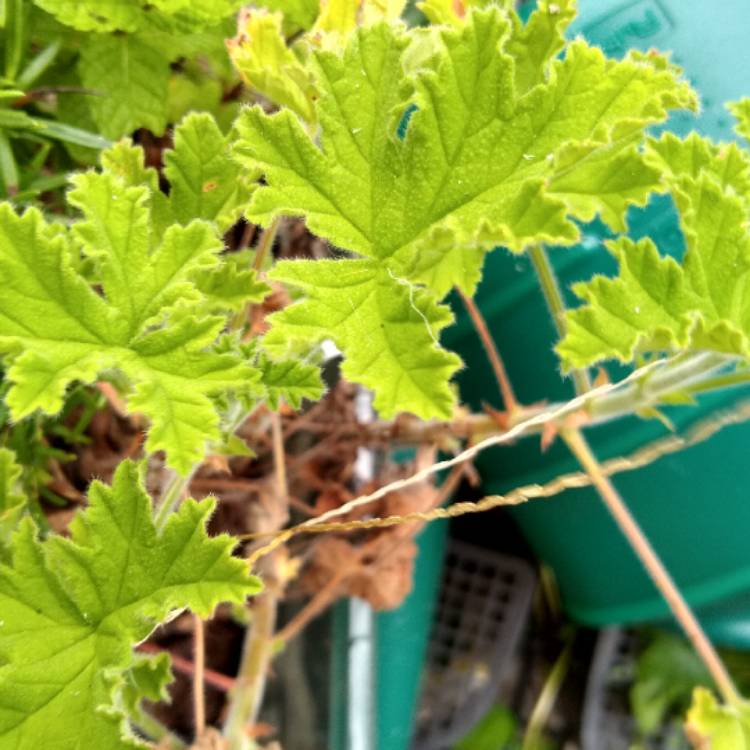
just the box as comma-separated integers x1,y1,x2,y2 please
1,0,750,747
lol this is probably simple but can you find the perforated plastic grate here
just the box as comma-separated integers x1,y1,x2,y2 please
581,628,691,750
411,540,536,750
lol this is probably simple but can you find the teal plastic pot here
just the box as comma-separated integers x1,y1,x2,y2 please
445,0,750,643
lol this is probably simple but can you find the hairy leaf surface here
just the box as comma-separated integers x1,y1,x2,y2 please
0,449,25,560
559,131,750,367
0,461,260,750
33,0,243,32
0,116,268,473
235,7,694,418
79,33,172,139
265,259,460,417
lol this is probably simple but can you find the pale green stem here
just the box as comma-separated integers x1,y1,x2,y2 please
522,634,573,750
586,352,734,422
223,412,287,748
132,709,187,749
252,219,280,273
153,468,196,531
528,243,592,394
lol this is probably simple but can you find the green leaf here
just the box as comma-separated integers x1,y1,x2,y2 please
645,130,750,196
0,448,25,559
227,9,318,124
32,0,243,32
453,706,517,750
265,259,460,419
254,0,320,32
234,10,693,416
196,252,272,313
0,460,260,750
0,135,263,473
79,33,171,139
506,0,576,95
559,135,750,369
631,633,712,735
686,688,750,750
730,99,750,144
164,112,255,230
258,352,325,410
32,0,144,32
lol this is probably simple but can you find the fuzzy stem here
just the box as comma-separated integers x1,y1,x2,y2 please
528,244,592,394
223,412,287,747
253,220,280,273
459,289,520,413
563,428,741,706
132,710,187,749
586,352,732,422
223,570,279,748
153,468,195,531
193,615,206,741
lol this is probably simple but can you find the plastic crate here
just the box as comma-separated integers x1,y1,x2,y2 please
411,541,536,749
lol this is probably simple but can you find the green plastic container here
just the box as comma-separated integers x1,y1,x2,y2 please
446,0,750,643
375,522,448,750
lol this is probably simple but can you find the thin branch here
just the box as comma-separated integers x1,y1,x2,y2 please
275,566,351,645
459,289,520,413
563,427,741,707
138,643,236,692
154,468,195,531
193,615,206,740
242,357,690,565
271,410,288,500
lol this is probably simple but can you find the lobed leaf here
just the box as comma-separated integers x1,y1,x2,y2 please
227,9,319,125
265,259,460,418
685,689,750,750
234,7,695,418
0,460,260,750
0,449,26,560
559,129,750,369
33,0,244,32
164,112,255,231
0,115,270,474
79,33,171,139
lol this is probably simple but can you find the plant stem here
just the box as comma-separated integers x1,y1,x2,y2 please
223,412,288,748
193,615,206,741
132,710,187,749
586,352,732,422
271,409,288,500
563,428,741,706
153,468,195,531
224,583,278,747
0,132,18,197
528,244,592,394
459,289,520,414
253,219,280,273
683,368,750,397
522,634,573,750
